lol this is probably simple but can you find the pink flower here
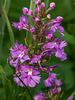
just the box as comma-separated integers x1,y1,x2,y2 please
14,65,41,87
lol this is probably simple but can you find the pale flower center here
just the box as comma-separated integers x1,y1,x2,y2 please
18,51,24,58
28,70,32,75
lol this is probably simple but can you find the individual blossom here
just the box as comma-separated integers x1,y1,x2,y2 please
43,64,61,73
43,40,67,61
67,97,74,100
44,73,62,87
29,54,43,70
34,92,45,100
9,41,30,67
44,73,56,87
14,64,41,87
12,15,29,31
50,23,64,38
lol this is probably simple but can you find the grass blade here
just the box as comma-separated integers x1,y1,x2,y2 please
2,4,15,46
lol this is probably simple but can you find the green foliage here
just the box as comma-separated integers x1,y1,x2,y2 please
0,65,13,100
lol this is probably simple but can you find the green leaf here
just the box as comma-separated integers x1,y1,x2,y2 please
4,0,11,13
2,4,15,46
25,31,32,47
0,65,13,100
3,64,13,76
68,24,75,37
0,0,3,58
70,91,75,98
44,0,50,10
54,29,75,44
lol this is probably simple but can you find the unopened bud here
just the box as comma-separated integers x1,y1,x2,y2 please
52,87,57,94
46,34,53,39
56,16,63,23
27,10,33,16
35,0,41,5
22,7,28,14
41,2,45,8
49,2,55,9
30,27,36,34
47,14,51,19
35,17,40,23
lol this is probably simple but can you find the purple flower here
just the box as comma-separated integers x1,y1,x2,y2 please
56,16,63,23
29,54,43,69
67,97,74,100
12,15,29,31
43,40,67,61
19,15,28,24
12,22,23,30
55,79,62,86
34,92,45,100
14,65,41,87
55,49,67,61
44,73,56,87
10,41,30,66
44,73,62,87
43,64,61,73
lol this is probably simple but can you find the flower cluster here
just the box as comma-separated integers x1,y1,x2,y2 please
8,0,73,99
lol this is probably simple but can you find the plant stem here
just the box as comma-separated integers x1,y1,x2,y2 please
16,74,33,100
2,4,15,46
30,0,36,15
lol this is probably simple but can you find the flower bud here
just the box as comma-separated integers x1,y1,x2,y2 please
41,2,45,8
52,87,57,94
49,2,55,9
57,87,61,93
35,7,40,13
27,10,33,16
56,16,63,23
46,34,53,39
35,17,40,23
35,0,41,5
30,27,36,34
22,7,28,14
47,14,51,19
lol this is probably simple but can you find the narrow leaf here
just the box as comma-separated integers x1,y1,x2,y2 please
2,4,15,46
0,65,13,100
30,0,36,14
54,29,75,44
0,0,3,58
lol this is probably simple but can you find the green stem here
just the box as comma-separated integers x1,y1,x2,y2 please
2,4,15,46
30,0,36,15
0,0,3,59
16,74,33,100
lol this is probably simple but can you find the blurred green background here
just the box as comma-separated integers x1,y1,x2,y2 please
0,0,75,100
